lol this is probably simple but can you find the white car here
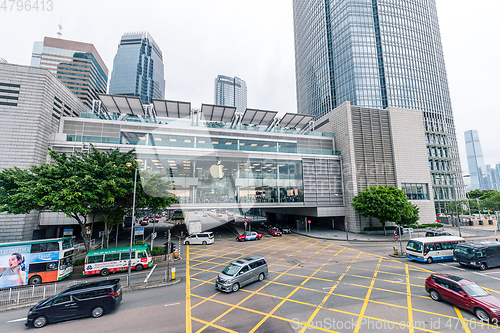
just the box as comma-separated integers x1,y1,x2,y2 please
184,232,215,245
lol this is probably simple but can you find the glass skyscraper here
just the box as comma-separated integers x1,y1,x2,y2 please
465,130,487,190
214,75,247,114
292,0,463,212
30,37,108,109
109,32,165,105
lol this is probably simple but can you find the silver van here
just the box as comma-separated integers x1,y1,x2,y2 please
215,256,268,292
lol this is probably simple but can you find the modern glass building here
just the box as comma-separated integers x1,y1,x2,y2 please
214,75,247,114
30,37,108,109
109,32,165,105
292,0,463,213
465,130,487,190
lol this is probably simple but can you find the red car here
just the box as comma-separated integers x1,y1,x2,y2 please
268,227,282,237
236,231,262,241
425,273,500,322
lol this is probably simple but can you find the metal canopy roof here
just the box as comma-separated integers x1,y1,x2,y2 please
241,108,278,126
98,94,145,116
279,113,314,129
153,99,191,118
201,104,236,122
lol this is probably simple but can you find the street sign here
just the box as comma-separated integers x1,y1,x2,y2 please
394,230,398,240
152,232,157,239
344,221,348,227
135,227,144,236
244,221,247,227
308,220,311,224
63,229,73,236
99,231,105,237
86,227,91,235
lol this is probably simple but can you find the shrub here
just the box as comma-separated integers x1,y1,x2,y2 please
151,246,166,256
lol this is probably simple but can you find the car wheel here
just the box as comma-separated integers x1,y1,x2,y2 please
480,263,487,271
231,283,240,292
92,306,104,318
429,289,440,301
135,264,144,271
258,273,265,281
185,241,190,245
33,316,47,328
475,308,490,322
202,241,207,245
28,275,42,285
426,257,433,264
100,268,110,276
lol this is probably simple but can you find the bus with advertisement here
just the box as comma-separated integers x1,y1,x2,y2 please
83,244,153,276
0,237,74,288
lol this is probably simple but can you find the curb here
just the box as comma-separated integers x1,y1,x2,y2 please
292,231,399,243
0,278,182,313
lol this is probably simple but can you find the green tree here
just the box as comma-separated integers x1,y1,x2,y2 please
0,147,177,251
482,192,500,213
352,186,418,235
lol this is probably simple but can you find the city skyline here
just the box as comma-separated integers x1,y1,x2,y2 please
214,75,247,114
0,0,498,170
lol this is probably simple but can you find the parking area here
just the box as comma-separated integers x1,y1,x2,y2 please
185,233,500,332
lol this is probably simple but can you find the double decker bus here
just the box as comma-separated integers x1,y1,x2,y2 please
83,244,153,276
0,237,74,288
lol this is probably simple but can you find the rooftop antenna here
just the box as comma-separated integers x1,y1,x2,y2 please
57,18,63,38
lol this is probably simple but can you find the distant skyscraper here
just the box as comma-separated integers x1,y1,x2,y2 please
0,58,7,64
292,0,463,213
214,75,247,113
465,130,487,190
30,37,108,108
109,32,165,105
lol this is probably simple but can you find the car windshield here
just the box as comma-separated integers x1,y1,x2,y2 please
222,263,241,276
406,240,423,253
454,246,475,256
462,284,489,297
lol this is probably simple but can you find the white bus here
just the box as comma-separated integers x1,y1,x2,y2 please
406,236,465,263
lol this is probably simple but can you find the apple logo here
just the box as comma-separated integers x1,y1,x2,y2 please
210,161,224,179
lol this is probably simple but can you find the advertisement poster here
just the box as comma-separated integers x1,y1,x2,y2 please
0,245,31,288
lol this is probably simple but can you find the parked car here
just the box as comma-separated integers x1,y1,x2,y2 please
26,279,122,328
236,231,262,241
268,227,282,237
216,256,268,292
184,232,215,245
140,219,149,226
425,231,452,237
425,273,500,322
278,225,291,234
454,241,500,270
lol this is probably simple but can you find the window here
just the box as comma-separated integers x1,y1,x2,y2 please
52,295,71,305
87,255,104,264
401,183,429,200
31,242,60,253
239,265,249,275
105,253,120,262
120,252,130,260
137,251,147,259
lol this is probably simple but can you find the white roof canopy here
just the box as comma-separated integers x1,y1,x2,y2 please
279,113,314,129
98,94,145,115
153,99,191,118
241,108,278,126
201,104,236,122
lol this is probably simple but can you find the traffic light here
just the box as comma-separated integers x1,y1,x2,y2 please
163,242,169,254
170,242,176,254
164,231,168,239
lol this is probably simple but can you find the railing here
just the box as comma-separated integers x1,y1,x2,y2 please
74,239,96,254
0,282,71,308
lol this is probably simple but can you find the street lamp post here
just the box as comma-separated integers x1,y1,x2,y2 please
126,162,138,287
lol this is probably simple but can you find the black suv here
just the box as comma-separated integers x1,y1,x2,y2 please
26,279,122,328
425,231,452,237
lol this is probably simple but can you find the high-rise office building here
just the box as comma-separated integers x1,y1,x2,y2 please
465,130,486,190
30,37,108,109
292,0,463,213
109,32,165,105
214,75,247,114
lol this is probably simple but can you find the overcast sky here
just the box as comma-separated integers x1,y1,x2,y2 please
0,0,498,173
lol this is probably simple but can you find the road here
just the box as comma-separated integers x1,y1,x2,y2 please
2,229,500,332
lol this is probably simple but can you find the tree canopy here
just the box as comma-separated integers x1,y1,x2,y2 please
0,147,177,251
351,186,419,235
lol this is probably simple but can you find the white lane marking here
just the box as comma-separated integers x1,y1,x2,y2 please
472,271,500,281
7,318,26,323
481,271,500,275
164,302,180,307
144,264,157,283
438,263,465,271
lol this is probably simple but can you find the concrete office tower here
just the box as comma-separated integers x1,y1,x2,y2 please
292,0,463,213
0,63,87,241
214,75,247,114
30,37,108,109
465,130,487,190
109,32,165,105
